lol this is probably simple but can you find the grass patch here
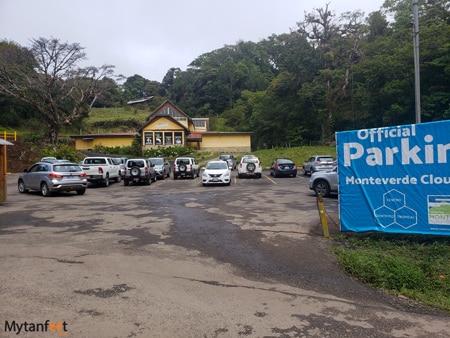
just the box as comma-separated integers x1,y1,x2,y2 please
332,234,450,312
249,146,336,168
85,107,149,122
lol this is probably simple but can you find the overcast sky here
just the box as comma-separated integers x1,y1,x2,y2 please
1,0,384,83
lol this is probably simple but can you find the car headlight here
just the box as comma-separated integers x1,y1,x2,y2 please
202,172,208,178
223,172,230,177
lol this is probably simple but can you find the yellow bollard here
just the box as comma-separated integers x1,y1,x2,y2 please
316,194,330,238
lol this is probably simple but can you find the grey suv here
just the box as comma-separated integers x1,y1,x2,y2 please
219,154,236,170
173,157,199,179
123,159,156,186
18,159,88,196
148,157,171,179
309,167,338,197
303,155,336,175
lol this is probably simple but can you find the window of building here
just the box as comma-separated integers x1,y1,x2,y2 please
165,133,173,145
174,132,182,145
157,107,187,123
144,132,153,145
154,132,162,145
193,120,206,128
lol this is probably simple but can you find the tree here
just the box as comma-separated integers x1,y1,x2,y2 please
0,37,116,144
296,5,365,142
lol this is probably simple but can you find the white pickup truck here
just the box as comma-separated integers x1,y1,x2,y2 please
81,157,121,186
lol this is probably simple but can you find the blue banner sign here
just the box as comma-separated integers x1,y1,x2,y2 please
336,120,450,236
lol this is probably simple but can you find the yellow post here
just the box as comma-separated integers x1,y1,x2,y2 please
316,194,330,238
0,144,6,202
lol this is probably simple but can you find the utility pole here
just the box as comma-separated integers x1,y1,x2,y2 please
413,0,421,123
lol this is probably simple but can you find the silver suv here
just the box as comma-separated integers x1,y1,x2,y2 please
303,155,336,175
148,157,171,179
309,167,338,197
18,159,88,196
173,157,199,179
123,159,156,186
218,154,236,170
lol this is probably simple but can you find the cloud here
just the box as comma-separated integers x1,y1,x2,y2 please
0,0,383,82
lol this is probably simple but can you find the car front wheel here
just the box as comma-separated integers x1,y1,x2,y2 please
313,180,330,197
18,180,28,193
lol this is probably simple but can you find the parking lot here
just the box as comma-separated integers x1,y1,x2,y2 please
1,170,448,337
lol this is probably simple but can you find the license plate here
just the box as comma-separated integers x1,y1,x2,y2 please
212,178,219,182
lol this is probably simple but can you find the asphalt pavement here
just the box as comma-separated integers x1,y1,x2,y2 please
0,171,448,337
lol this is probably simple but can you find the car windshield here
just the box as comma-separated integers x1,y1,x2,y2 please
127,160,145,167
318,157,334,163
149,158,163,165
278,159,293,164
207,162,228,170
243,158,258,163
53,164,82,172
84,158,106,165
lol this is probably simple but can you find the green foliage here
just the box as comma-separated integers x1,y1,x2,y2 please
250,146,336,167
91,119,143,131
333,235,450,312
40,145,80,162
90,142,197,161
23,134,42,143
1,1,449,148
143,146,195,159
0,38,116,145
130,135,143,156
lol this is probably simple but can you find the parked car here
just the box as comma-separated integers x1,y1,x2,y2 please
40,156,57,161
18,160,88,196
148,157,171,179
173,157,199,179
218,154,236,170
123,158,156,186
303,155,336,175
202,160,231,186
112,157,127,178
238,156,262,178
81,156,121,186
309,167,338,197
270,158,297,177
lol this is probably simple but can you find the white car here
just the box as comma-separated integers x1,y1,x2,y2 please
238,156,262,178
202,160,231,186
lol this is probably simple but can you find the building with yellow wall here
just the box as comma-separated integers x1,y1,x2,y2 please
72,132,138,151
72,100,252,152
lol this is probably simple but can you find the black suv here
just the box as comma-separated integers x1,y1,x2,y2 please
173,157,199,179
